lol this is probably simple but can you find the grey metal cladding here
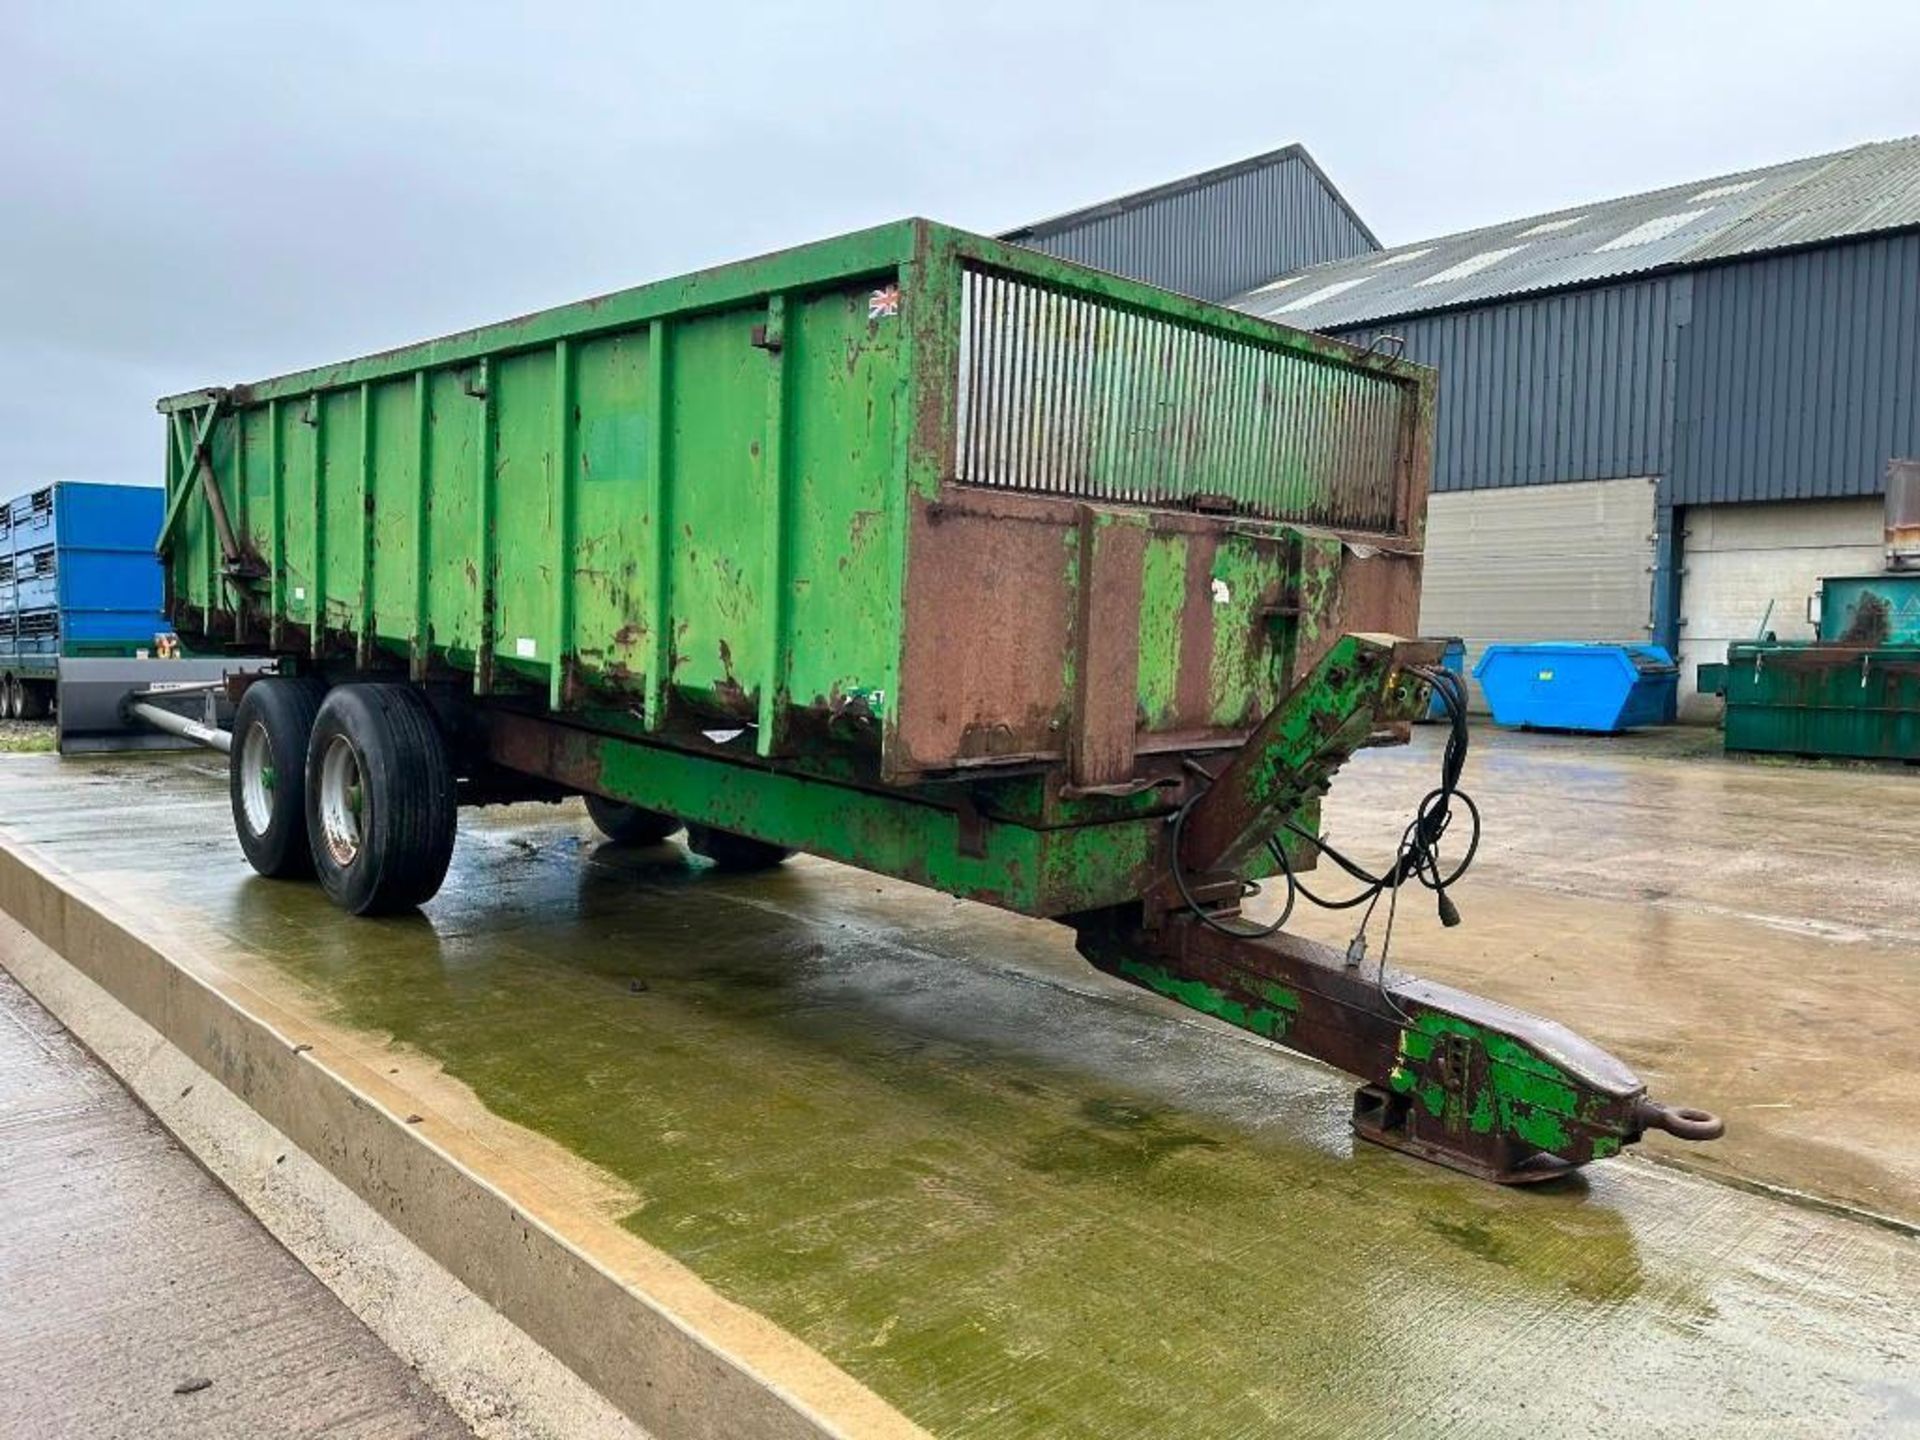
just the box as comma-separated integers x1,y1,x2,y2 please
1331,276,1685,494
1003,149,1377,303
1235,136,1920,330
1670,230,1920,505
1329,231,1920,506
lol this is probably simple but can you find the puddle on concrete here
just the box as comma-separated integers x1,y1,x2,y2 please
4,755,1918,1438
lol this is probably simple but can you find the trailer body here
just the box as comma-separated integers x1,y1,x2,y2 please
161,223,1423,760
157,219,1719,1181
0,482,170,716
160,221,1429,916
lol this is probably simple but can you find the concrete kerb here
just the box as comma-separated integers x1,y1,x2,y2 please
0,837,927,1440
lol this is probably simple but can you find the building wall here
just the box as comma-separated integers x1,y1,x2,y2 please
1324,234,1919,722
1671,231,1920,505
1328,232,1920,507
1333,277,1688,495
1676,497,1886,718
1420,478,1658,711
1008,153,1377,304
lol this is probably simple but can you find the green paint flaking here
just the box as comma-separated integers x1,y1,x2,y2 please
1136,533,1187,728
1113,957,1299,1041
1205,538,1285,728
1398,1016,1586,1156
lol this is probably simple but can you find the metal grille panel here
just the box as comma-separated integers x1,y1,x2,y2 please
955,265,1413,532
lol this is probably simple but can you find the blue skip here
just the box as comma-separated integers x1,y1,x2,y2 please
1473,642,1678,733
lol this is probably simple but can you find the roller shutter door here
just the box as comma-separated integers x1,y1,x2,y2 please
1418,476,1658,710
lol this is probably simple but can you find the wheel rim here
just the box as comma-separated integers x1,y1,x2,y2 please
238,722,276,836
318,734,366,868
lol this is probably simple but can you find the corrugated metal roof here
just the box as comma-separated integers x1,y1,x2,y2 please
1000,151,1377,304
1001,143,1380,251
1232,136,1920,330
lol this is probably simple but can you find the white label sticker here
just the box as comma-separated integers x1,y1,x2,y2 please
293,586,306,601
1210,578,1232,606
1537,669,1554,681
516,637,538,658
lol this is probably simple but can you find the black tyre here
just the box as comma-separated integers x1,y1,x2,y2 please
15,680,49,721
583,793,679,845
230,677,328,878
684,823,793,872
305,684,458,916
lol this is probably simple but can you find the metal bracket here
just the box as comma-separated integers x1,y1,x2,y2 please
155,390,267,585
751,294,787,353
954,793,990,859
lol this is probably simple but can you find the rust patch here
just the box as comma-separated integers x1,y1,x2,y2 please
1069,509,1146,790
1174,531,1219,722
1293,540,1422,681
892,489,1075,775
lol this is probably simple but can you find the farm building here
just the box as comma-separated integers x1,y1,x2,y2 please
1011,138,1920,715
1001,143,1379,304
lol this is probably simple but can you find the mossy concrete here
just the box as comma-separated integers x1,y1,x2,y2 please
0,750,1916,1437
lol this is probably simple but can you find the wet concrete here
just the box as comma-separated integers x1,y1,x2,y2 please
1273,725,1920,1226
0,966,470,1440
0,747,1917,1438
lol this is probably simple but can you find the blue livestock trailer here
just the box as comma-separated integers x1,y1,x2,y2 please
0,483,172,719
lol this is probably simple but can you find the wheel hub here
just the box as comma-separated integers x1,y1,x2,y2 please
318,734,366,867
238,722,276,836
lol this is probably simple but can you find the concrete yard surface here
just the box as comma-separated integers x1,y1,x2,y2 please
0,965,469,1440
1277,724,1920,1226
0,737,1917,1438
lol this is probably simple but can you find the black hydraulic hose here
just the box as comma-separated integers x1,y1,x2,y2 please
1167,662,1481,935
1167,790,1297,938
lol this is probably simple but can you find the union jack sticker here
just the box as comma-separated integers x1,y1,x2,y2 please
868,284,900,320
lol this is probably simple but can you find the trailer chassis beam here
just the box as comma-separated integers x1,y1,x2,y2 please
1071,910,1719,1182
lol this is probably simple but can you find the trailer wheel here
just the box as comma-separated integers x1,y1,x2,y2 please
583,794,679,846
16,680,50,721
684,823,793,872
305,684,457,915
231,677,329,878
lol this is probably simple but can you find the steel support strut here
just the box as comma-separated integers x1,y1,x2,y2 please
1071,632,1723,1183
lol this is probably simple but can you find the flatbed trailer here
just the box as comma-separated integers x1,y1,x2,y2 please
156,218,1719,1182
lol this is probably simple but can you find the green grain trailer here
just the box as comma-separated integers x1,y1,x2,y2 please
158,219,1718,1181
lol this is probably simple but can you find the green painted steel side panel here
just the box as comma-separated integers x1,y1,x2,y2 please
167,224,925,739
1719,641,1920,760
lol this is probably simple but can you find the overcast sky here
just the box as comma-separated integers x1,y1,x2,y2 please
4,1,1917,486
